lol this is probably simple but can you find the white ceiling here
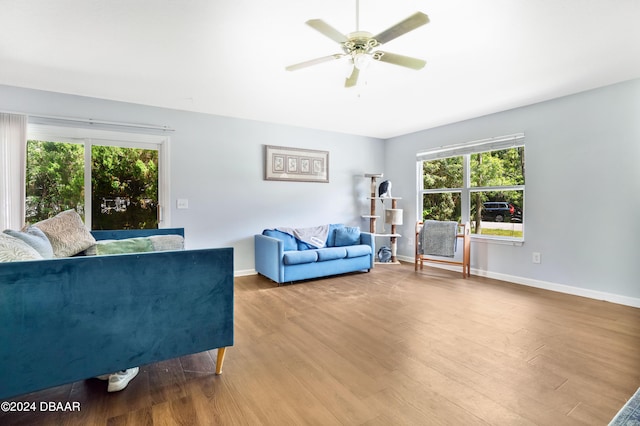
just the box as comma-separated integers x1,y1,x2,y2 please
2,0,640,139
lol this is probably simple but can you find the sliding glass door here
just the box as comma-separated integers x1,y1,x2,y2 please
26,125,168,230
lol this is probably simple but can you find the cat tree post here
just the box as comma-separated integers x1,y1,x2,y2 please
364,174,382,234
385,198,403,263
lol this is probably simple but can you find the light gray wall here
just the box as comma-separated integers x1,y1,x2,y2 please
384,79,640,304
0,85,384,274
3,80,638,305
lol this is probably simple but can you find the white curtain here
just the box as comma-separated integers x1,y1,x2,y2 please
0,113,27,230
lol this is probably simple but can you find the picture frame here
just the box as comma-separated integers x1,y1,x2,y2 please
264,145,329,183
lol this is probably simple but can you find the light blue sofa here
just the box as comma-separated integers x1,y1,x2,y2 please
254,224,374,284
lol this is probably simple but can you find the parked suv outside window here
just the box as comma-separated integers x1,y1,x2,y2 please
481,202,522,222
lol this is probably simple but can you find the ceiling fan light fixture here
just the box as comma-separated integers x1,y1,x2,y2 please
353,52,371,70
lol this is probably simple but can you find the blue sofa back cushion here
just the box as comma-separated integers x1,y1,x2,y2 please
326,224,345,247
334,226,361,247
297,240,316,251
263,229,297,251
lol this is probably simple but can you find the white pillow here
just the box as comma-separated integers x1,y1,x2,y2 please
32,209,96,257
0,233,43,262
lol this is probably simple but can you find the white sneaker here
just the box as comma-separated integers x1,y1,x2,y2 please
95,374,111,381
107,367,139,392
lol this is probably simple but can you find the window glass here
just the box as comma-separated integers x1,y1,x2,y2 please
470,147,525,187
423,156,463,189
470,190,523,238
422,192,461,222
26,140,85,223
91,145,159,230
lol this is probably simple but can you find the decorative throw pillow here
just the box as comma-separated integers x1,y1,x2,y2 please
32,209,96,257
148,235,185,251
3,227,54,259
0,233,44,262
326,224,345,247
334,226,361,247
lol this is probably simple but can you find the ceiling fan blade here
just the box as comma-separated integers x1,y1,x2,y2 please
345,67,360,88
286,54,345,71
306,19,349,44
374,51,426,70
373,12,429,45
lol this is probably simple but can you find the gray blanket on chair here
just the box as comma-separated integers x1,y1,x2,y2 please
419,220,458,257
276,225,329,248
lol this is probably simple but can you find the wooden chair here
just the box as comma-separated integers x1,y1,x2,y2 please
415,221,471,278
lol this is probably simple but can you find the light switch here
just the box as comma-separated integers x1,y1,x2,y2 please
176,199,189,209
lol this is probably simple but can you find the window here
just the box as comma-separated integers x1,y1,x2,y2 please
26,124,168,230
26,140,84,220
418,134,525,241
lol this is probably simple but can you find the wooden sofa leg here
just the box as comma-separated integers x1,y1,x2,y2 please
215,347,227,375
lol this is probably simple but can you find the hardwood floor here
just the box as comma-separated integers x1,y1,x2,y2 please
2,263,639,425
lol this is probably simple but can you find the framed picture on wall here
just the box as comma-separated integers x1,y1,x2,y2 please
264,145,329,183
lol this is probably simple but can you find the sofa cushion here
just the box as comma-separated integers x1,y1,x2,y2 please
263,229,297,251
283,250,318,265
326,224,345,247
0,233,43,262
334,226,361,247
3,226,54,259
32,209,96,257
346,245,372,258
316,247,347,261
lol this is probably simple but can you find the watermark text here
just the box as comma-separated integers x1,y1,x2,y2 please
1,401,81,412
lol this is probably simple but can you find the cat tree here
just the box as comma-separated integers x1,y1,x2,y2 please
363,173,402,263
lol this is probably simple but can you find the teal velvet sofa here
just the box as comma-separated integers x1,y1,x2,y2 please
255,224,374,284
0,228,234,400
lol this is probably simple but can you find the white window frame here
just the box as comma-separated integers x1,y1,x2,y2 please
417,133,525,243
26,124,171,229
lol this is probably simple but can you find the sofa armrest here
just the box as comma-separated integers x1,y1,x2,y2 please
359,232,375,269
255,234,285,283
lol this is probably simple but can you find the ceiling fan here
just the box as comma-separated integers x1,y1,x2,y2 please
285,0,430,88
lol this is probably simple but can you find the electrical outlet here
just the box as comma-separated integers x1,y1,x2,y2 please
532,252,541,264
176,199,189,209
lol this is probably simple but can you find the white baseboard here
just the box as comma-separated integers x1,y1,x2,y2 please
234,269,257,277
396,255,640,308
